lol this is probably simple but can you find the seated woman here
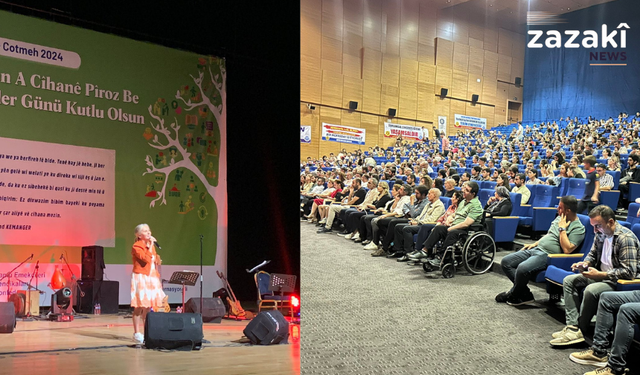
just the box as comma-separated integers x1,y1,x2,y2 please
568,166,586,179
496,173,511,192
358,184,401,245
539,160,554,178
409,190,463,260
345,181,391,242
601,148,611,161
547,162,571,186
312,180,344,224
526,168,543,185
484,186,513,236
304,179,337,222
608,156,621,172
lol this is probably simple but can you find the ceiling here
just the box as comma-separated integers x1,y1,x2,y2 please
438,0,618,32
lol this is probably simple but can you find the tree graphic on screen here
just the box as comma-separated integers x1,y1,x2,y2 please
142,57,226,209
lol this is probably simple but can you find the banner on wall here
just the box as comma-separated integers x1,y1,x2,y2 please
0,11,227,305
300,125,311,143
438,116,447,135
321,123,366,145
383,122,423,141
454,114,487,130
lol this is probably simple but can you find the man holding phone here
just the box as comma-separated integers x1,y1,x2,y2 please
549,205,640,346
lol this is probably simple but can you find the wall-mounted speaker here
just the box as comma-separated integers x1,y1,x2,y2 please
440,88,448,97
388,108,396,117
471,94,479,102
515,77,522,87
348,101,358,110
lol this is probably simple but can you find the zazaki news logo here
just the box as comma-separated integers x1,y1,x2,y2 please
527,23,630,65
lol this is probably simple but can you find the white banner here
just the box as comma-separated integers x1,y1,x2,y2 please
438,116,447,136
0,137,115,247
300,125,311,143
321,123,366,145
454,114,487,130
383,122,424,141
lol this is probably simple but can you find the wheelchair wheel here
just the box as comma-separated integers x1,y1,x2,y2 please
462,231,496,275
441,263,454,278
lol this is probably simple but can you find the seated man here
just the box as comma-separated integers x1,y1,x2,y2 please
569,291,640,375
511,173,531,204
496,196,586,306
389,188,445,261
550,205,640,346
409,181,483,265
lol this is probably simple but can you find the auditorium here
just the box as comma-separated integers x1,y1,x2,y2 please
0,1,300,374
300,0,640,374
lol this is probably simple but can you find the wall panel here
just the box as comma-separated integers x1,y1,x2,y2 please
435,37,454,70
300,0,527,157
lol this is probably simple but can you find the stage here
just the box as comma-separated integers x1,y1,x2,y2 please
0,313,300,374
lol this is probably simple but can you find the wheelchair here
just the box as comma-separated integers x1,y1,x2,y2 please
421,222,496,279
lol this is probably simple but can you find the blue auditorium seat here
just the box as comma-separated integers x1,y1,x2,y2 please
478,189,493,208
564,178,588,199
518,184,560,232
618,203,640,228
440,197,451,210
490,193,522,243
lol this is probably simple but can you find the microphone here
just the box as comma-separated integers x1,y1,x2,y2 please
60,253,64,261
35,260,39,269
30,253,34,260
154,241,162,250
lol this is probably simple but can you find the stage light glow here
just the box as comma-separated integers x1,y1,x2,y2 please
291,295,300,308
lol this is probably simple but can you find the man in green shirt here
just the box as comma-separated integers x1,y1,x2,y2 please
496,195,586,306
409,181,484,263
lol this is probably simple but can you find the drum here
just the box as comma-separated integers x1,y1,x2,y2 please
8,293,26,318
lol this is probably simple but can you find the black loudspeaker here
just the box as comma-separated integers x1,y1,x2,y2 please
440,88,448,97
348,101,358,110
185,297,226,323
388,108,397,117
0,302,16,333
81,246,105,281
77,280,119,314
145,312,203,350
515,77,522,87
471,94,479,102
243,310,289,345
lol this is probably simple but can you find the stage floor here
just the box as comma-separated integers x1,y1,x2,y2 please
0,313,300,374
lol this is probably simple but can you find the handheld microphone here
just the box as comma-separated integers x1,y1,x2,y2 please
35,260,40,269
154,241,162,250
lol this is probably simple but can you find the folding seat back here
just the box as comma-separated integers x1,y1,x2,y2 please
565,178,588,199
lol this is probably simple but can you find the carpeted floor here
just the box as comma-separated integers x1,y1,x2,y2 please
300,221,591,375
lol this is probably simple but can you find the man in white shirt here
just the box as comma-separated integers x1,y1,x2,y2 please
550,205,640,346
596,164,615,191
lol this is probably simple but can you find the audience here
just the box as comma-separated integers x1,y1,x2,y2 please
550,205,640,347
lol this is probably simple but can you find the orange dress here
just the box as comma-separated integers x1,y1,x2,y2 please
130,240,165,308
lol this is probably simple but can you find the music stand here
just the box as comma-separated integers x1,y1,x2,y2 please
268,273,297,316
168,271,199,312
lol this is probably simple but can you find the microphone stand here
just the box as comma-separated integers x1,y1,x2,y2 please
61,254,84,313
199,234,203,314
198,234,210,344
